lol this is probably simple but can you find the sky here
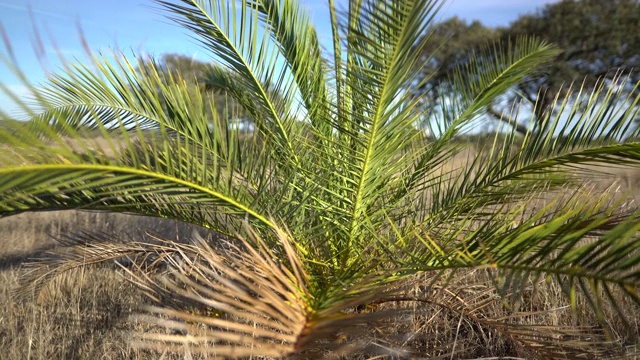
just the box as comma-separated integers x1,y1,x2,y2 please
0,0,559,114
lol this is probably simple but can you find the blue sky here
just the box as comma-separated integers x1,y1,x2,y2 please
0,0,558,114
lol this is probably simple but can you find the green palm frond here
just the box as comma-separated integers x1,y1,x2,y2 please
0,52,286,237
252,0,331,133
412,75,640,229
327,0,443,266
396,186,640,327
450,37,562,121
157,0,302,166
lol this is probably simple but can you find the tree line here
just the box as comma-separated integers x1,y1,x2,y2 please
416,0,640,135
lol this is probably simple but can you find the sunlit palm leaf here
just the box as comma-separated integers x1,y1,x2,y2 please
157,0,301,167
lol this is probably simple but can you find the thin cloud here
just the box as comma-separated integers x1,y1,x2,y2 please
0,1,99,26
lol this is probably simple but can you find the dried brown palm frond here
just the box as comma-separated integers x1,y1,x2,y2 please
15,231,153,301
16,224,418,358
16,223,632,358
121,225,310,357
123,226,436,359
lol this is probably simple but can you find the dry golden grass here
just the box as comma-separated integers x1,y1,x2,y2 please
0,212,199,359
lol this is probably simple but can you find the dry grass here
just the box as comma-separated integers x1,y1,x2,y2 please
0,266,143,359
1,148,640,359
0,212,200,359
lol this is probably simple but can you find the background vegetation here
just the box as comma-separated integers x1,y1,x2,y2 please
415,0,640,135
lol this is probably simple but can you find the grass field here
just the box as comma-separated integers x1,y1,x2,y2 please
1,148,640,359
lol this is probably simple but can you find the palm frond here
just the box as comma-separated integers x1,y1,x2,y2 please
450,36,562,122
21,224,415,358
127,226,311,357
332,0,443,267
402,187,640,332
0,114,275,238
252,0,332,135
157,0,301,166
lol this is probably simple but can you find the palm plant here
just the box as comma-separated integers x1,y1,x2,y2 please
2,0,640,357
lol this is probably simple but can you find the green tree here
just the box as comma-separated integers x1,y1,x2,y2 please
414,17,497,123
1,0,640,358
417,0,640,135
504,0,640,134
